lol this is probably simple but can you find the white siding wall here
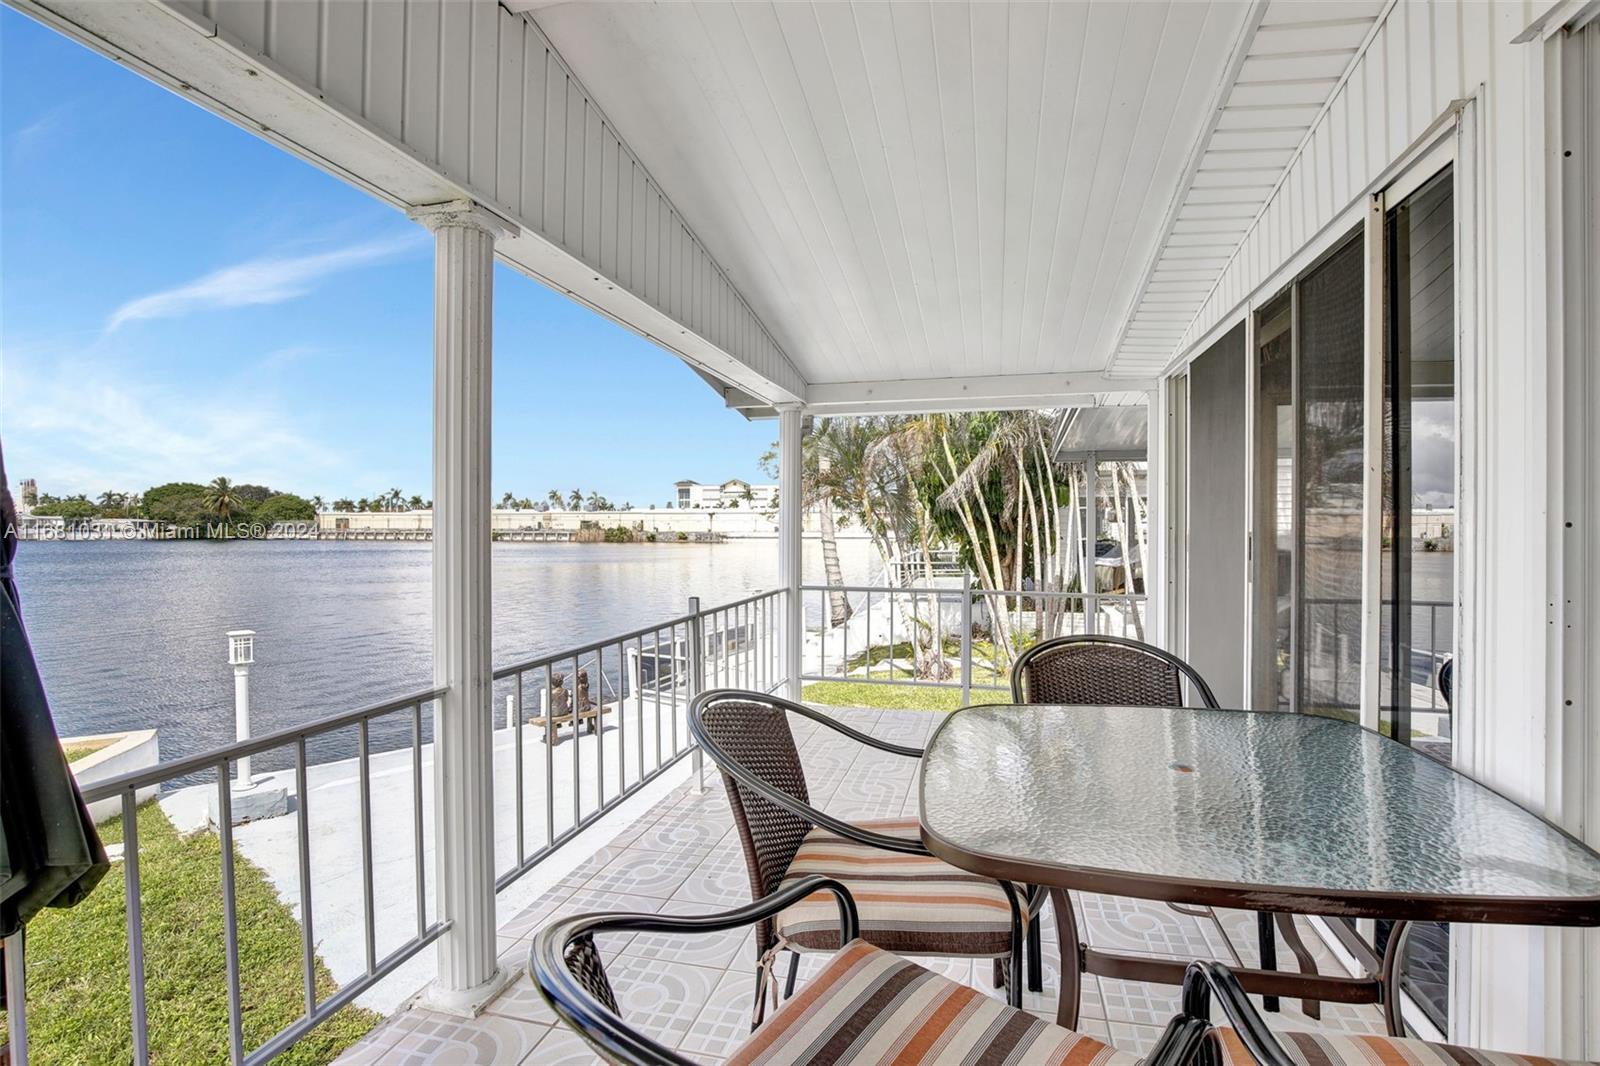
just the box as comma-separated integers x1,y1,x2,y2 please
1165,2,1592,1055
149,0,804,401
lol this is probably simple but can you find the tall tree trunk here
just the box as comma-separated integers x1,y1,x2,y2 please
818,496,851,627
1111,468,1144,641
938,430,1015,662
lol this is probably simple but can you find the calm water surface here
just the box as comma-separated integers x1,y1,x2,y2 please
15,538,876,770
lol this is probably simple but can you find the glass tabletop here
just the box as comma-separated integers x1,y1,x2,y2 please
919,705,1600,924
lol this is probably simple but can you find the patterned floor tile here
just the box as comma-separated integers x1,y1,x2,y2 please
525,1024,605,1065
620,899,753,970
582,845,711,899
678,966,759,1060
604,956,725,1043
484,971,560,1026
1106,1020,1173,1057
1077,893,1216,960
1100,974,1184,1027
675,846,754,906
375,1008,550,1064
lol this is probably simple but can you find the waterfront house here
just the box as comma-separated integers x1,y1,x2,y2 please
5,2,1598,1064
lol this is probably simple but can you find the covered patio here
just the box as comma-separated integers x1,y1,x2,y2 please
4,0,1598,1063
333,707,1384,1065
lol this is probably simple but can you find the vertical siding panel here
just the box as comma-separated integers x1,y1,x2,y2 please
564,82,584,252
365,0,405,140
544,61,566,247
437,0,471,179
583,110,603,267
320,0,364,105
468,2,497,192
1386,19,1407,160
600,133,619,280
1407,0,1430,135
266,0,319,86
615,158,633,290
495,8,524,209
1364,51,1384,187
215,1,267,55
1435,0,1460,103
403,1,440,162
632,166,648,291
644,182,658,306
520,37,545,229
1329,91,1350,211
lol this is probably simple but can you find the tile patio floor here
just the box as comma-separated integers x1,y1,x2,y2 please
337,706,1386,1064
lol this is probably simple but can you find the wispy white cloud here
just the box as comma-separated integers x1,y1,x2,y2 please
104,233,424,332
1,353,343,496
8,104,72,163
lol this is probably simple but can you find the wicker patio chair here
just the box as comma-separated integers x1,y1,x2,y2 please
530,875,1213,1066
1183,960,1589,1066
1009,633,1220,709
1008,635,1308,1012
688,688,1030,1026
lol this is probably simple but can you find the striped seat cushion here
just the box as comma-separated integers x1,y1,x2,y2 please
1210,1027,1593,1066
775,819,1013,956
728,940,1137,1066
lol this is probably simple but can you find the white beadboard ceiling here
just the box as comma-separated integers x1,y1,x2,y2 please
1095,0,1387,376
514,1,1247,388
511,0,1383,390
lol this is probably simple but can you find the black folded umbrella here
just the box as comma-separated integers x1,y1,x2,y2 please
0,443,108,939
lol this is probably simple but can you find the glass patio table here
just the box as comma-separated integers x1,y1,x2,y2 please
918,703,1600,1035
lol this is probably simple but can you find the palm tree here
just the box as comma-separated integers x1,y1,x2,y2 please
97,490,118,512
568,489,583,510
408,494,424,510
356,497,371,512
500,491,516,509
204,477,238,522
802,443,851,627
310,495,325,512
547,489,564,509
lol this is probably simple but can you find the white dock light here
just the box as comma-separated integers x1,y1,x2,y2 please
210,629,287,825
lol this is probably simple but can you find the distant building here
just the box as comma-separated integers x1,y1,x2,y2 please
675,479,777,510
17,478,38,513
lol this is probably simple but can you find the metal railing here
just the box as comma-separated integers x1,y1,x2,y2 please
11,589,789,1066
72,686,449,1066
489,589,785,890
801,577,1147,704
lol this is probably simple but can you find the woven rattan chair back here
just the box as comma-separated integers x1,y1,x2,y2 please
1011,635,1220,709
694,695,812,954
563,933,620,1016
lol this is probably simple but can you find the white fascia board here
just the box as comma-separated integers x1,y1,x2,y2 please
15,0,805,408
805,373,1155,416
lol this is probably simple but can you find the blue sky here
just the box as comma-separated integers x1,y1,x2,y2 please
0,8,774,508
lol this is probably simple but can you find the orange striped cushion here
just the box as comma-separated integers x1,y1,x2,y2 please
1209,1027,1592,1066
775,820,1013,957
728,940,1136,1066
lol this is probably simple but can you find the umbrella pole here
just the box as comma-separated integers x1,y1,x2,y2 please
4,928,27,1065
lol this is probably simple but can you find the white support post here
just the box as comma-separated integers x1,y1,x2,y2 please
412,199,516,1015
778,404,804,700
1144,393,1165,649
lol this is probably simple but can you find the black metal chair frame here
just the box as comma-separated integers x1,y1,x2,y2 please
1182,960,1315,1066
688,688,1031,1015
1008,634,1317,1015
530,874,1215,1066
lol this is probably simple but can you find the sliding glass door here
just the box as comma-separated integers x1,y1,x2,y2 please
1382,166,1456,763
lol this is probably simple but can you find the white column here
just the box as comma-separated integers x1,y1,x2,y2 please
778,404,804,699
1144,392,1165,649
232,662,252,787
411,199,516,1013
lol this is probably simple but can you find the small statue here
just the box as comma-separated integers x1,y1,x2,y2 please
575,668,593,712
549,672,571,717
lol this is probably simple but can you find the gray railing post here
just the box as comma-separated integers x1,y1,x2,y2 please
688,596,706,792
960,571,973,705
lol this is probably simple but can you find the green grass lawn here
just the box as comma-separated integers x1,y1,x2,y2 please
61,738,115,763
802,680,1010,712
1,803,379,1065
